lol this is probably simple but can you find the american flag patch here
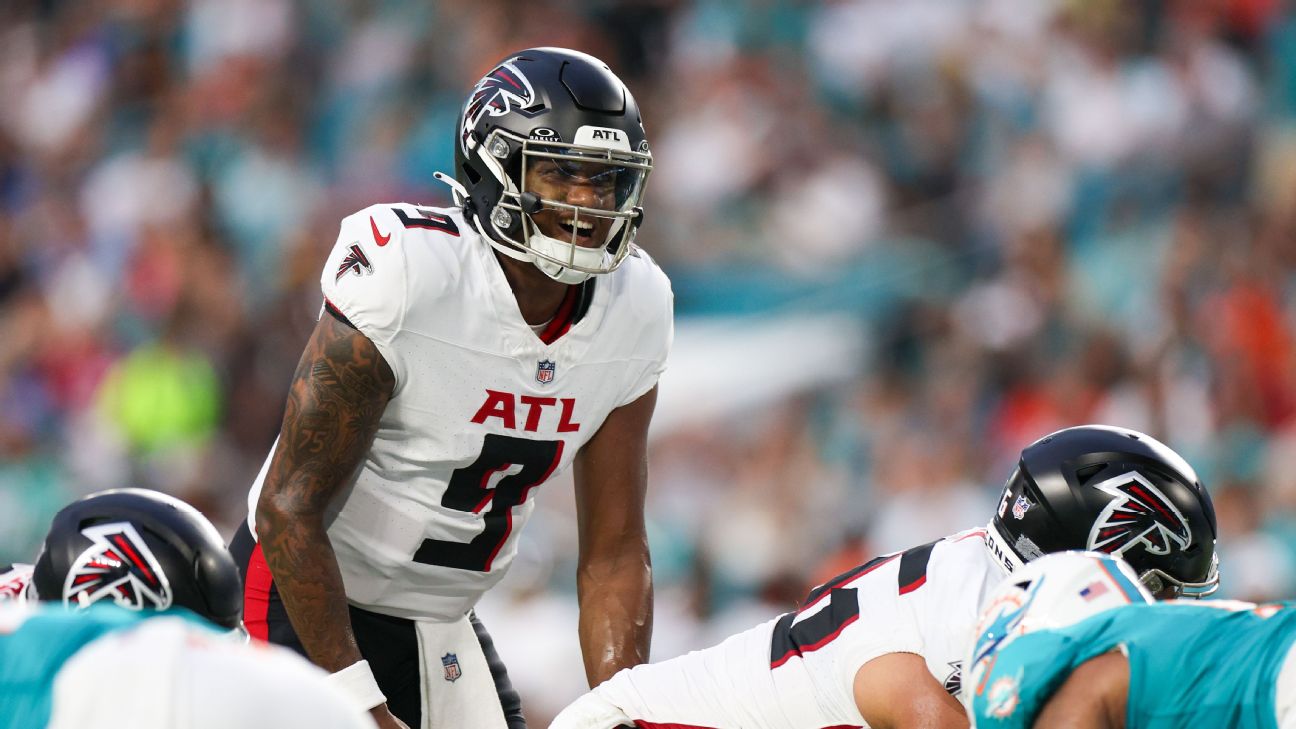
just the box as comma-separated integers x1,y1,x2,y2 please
1080,580,1109,601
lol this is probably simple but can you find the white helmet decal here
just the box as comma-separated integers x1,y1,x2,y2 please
63,522,173,611
1087,471,1192,558
460,60,537,155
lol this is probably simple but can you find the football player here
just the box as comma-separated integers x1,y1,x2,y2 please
0,489,372,728
0,488,243,632
231,48,671,729
964,551,1296,729
550,425,1219,729
0,603,375,728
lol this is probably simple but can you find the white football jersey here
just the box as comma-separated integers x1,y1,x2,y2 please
553,528,1005,729
247,203,673,620
41,612,376,729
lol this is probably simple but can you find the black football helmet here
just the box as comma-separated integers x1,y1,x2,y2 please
987,424,1218,598
31,488,243,630
445,47,652,284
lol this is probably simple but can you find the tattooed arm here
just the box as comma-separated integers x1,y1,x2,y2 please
254,313,401,724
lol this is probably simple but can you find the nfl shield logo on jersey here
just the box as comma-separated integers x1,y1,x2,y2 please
536,360,556,384
441,653,461,682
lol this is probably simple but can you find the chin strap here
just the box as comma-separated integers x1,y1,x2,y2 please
432,171,470,207
533,256,593,285
434,169,529,264
434,169,598,284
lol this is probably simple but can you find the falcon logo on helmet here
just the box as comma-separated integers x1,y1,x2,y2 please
460,60,537,155
63,522,173,611
1087,471,1192,558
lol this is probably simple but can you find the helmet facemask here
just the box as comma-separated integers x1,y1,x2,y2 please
475,128,651,284
1138,552,1220,599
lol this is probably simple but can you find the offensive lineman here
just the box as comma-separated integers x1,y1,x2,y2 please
964,552,1296,729
0,604,376,729
231,48,672,729
550,425,1219,729
0,488,243,630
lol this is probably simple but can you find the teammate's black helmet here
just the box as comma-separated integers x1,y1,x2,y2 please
31,488,243,630
450,47,652,284
988,425,1218,598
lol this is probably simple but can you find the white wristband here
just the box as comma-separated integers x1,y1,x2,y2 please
326,659,387,711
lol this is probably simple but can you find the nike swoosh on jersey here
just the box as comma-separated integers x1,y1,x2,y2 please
371,216,391,246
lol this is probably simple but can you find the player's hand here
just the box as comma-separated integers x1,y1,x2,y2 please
369,704,410,729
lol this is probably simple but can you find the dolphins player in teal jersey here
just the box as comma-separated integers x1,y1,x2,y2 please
0,602,375,729
0,488,378,728
964,551,1296,729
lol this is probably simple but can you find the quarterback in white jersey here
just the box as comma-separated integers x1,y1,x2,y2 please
551,425,1219,729
245,198,667,620
235,48,670,729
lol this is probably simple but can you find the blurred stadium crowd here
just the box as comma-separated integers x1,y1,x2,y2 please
4,0,1296,719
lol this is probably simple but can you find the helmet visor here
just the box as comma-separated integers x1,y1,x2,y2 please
480,128,652,276
522,143,649,215
511,138,650,274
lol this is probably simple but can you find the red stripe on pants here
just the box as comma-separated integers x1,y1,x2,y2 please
243,542,273,642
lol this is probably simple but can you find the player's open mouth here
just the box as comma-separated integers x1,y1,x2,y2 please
559,218,595,243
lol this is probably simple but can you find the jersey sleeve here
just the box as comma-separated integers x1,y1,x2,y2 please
574,617,783,729
617,250,674,407
828,576,926,703
319,203,414,389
